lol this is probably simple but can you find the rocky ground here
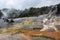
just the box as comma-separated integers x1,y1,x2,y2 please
0,30,60,40
0,16,60,40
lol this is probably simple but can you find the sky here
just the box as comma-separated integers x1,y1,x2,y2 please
0,0,60,10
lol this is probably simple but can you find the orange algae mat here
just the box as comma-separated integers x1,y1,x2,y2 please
8,30,60,40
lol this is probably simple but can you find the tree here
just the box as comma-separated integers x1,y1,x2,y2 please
56,4,60,15
0,10,3,18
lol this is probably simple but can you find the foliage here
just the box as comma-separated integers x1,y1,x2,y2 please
19,7,49,17
56,3,60,15
0,10,3,18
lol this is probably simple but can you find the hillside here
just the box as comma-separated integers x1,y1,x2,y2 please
0,3,60,18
